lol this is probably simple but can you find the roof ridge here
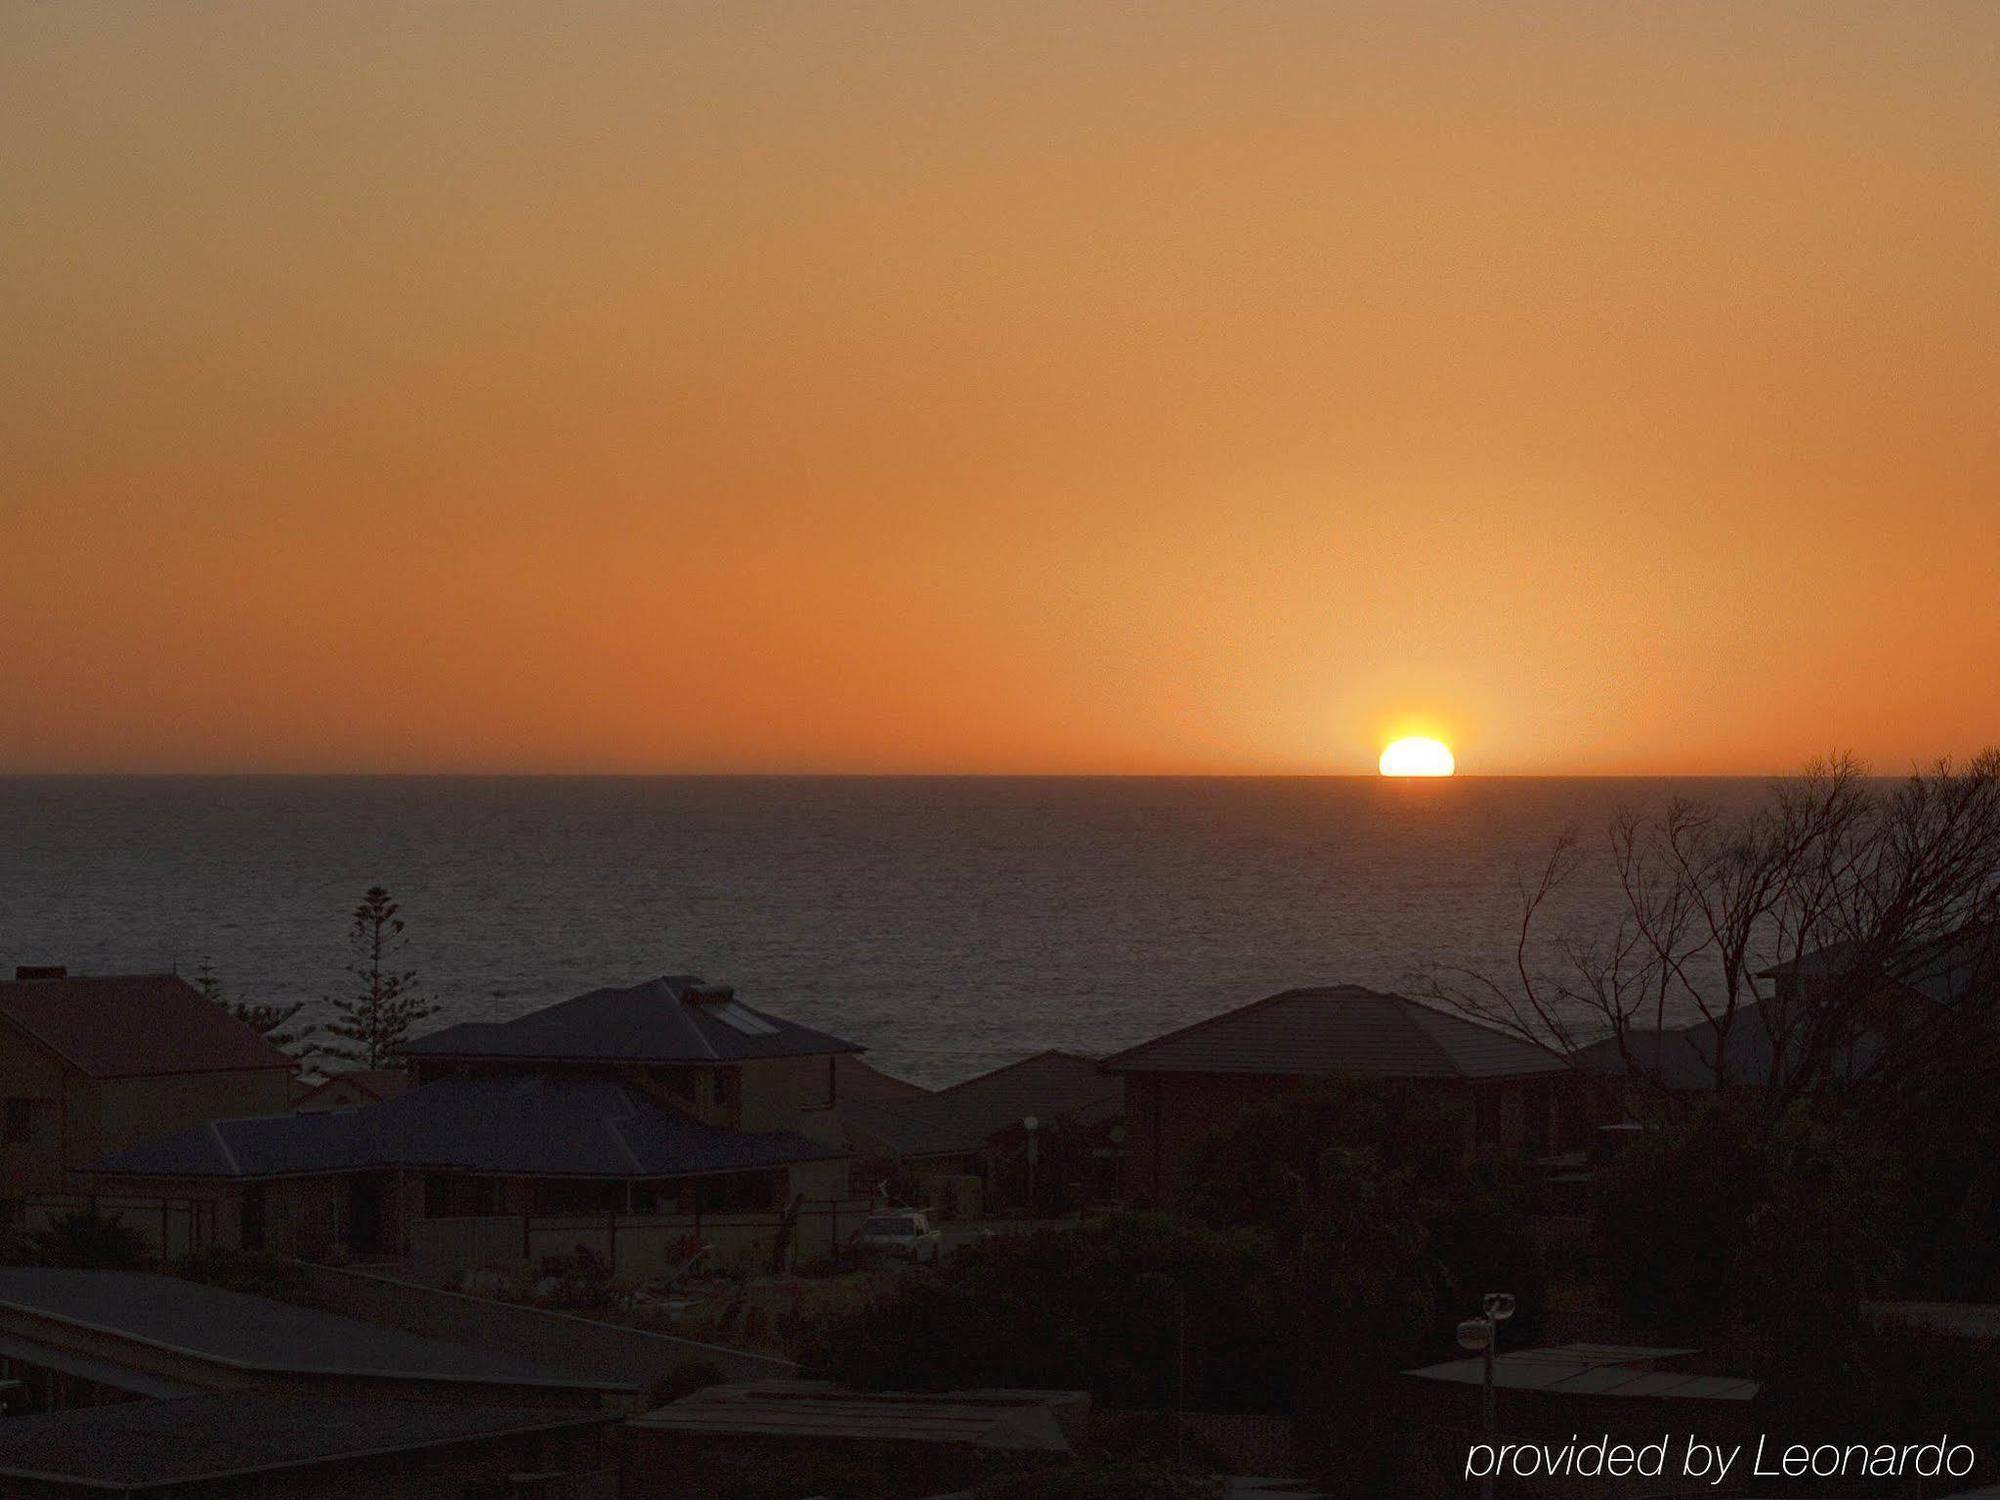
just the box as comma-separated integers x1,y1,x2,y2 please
929,1048,1097,1098
205,1119,242,1177
1393,995,1481,1077
1099,984,1392,1072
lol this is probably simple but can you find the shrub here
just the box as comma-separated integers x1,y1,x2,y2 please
3,1207,151,1269
172,1247,316,1303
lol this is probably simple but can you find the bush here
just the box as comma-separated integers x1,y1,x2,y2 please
802,1213,1291,1412
1,1207,151,1269
1596,1097,1902,1357
1177,1079,1547,1350
172,1247,316,1303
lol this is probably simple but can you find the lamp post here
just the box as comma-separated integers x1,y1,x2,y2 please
1457,1292,1515,1500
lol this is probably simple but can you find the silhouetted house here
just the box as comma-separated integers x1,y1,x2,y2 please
0,1268,628,1409
1101,985,1569,1207
1574,927,1996,1112
79,977,862,1272
0,968,293,1205
1572,1004,1799,1113
833,1053,930,1105
294,1068,414,1112
1761,923,1998,1012
839,1050,1123,1213
0,1393,616,1498
622,1379,1083,1500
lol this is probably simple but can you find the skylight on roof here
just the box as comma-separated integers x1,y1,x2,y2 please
708,1000,779,1036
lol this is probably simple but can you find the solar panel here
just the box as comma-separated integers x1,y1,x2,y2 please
710,1001,779,1036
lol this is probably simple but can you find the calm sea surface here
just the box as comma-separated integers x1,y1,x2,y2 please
0,777,1771,1087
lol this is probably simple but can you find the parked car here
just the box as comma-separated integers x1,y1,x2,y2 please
851,1211,943,1264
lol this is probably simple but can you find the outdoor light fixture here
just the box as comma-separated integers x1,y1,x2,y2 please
1465,1293,1513,1500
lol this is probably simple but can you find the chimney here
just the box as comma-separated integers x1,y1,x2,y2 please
14,966,67,982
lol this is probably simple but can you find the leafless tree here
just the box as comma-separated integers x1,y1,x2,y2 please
1419,751,2000,1109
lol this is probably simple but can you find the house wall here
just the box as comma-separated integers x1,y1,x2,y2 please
0,1010,293,1204
0,1029,74,1199
738,1055,841,1145
94,1069,293,1158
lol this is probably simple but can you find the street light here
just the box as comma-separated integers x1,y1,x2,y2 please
1458,1293,1514,1500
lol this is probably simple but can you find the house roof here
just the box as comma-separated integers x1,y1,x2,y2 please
835,1053,930,1103
0,973,292,1079
631,1379,1077,1453
1575,1001,1884,1090
1098,986,1568,1080
0,1269,625,1393
81,1072,846,1181
0,1393,614,1492
842,1050,1122,1159
401,975,862,1064
293,1068,413,1109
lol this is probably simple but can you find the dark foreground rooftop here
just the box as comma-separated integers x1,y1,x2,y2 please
633,1379,1082,1452
0,1392,612,1491
1404,1343,1759,1402
0,1268,625,1393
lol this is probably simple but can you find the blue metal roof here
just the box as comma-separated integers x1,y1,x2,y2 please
81,1072,846,1181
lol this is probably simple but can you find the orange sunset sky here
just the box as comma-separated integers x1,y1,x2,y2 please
3,3,1996,776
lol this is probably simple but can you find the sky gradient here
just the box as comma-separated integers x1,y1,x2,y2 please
4,2,1996,774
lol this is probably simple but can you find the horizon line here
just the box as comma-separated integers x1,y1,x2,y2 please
0,768,1865,781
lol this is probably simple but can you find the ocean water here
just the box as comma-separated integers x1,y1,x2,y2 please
0,776,1771,1087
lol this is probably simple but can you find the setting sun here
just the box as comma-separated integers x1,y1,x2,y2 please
1379,736,1457,777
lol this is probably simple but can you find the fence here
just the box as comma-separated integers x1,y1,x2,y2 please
15,1194,219,1258
296,1261,795,1386
410,1198,877,1283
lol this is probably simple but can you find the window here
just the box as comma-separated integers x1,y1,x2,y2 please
3,1099,32,1146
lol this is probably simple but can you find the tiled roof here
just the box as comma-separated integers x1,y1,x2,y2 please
0,1393,612,1490
842,1050,1121,1159
0,973,292,1079
0,1269,622,1392
402,975,861,1064
1099,985,1567,1080
82,1072,846,1181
